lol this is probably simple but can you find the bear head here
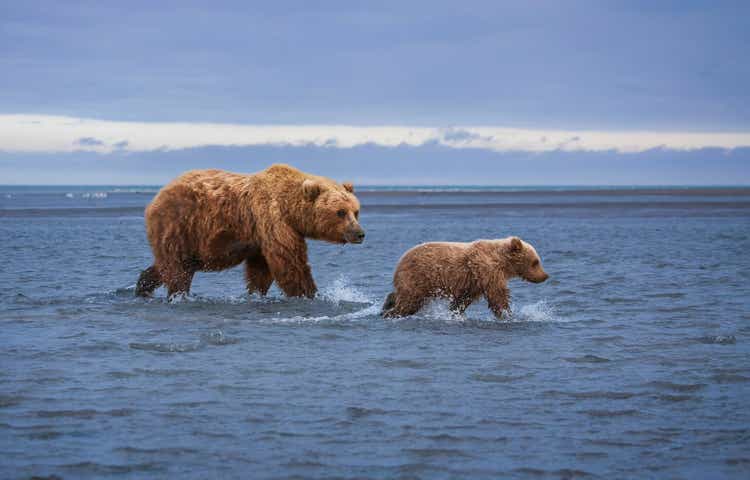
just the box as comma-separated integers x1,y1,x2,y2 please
302,179,365,244
507,237,549,283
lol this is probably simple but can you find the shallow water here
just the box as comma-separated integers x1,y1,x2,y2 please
1,186,749,479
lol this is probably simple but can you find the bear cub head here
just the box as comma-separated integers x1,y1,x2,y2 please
303,179,365,244
507,237,549,283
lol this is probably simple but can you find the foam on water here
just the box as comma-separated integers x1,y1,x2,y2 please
264,303,381,325
165,292,250,305
393,298,561,324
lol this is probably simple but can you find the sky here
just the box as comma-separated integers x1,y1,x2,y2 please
1,0,749,185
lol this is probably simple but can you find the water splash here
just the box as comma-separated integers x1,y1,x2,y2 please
418,298,465,322
318,276,371,304
512,300,558,322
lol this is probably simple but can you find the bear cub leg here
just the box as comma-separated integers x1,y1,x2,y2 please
381,292,424,318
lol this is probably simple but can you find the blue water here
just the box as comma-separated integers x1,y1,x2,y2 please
1,185,749,479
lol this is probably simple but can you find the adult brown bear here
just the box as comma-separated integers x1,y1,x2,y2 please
135,164,364,299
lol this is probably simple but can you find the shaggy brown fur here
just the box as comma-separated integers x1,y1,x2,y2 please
382,237,548,318
135,164,364,299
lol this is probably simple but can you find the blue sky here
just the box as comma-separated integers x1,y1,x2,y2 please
1,1,749,184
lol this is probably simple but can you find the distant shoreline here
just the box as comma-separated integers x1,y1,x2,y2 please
2,185,750,197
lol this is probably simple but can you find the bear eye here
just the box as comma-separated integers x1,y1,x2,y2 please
532,260,540,267
354,210,359,219
337,209,347,218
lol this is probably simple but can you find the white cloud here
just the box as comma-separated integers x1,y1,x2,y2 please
1,114,749,154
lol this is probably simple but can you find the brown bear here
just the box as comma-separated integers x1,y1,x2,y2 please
135,164,364,299
381,237,548,318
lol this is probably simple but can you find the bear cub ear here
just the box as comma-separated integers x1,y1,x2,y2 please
509,237,523,253
302,179,323,201
342,182,354,193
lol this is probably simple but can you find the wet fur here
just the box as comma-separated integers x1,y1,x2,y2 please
136,164,362,298
382,237,548,318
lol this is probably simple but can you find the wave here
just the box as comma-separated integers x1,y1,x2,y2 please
64,191,108,199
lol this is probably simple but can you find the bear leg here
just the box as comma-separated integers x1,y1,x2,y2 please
135,265,163,297
245,256,273,296
382,293,424,318
264,244,317,299
381,292,396,313
449,295,473,315
484,286,510,319
161,267,195,299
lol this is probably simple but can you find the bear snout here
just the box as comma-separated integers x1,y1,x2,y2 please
523,270,549,283
345,226,366,244
531,272,549,283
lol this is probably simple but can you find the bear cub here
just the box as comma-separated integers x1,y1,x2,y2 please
382,237,548,318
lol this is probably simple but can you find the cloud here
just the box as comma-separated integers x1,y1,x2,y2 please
1,114,749,155
75,136,104,147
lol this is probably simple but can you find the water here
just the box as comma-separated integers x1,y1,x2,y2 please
1,185,749,479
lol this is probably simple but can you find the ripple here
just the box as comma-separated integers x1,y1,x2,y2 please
169,400,221,408
107,370,138,379
579,409,640,418
346,406,389,418
372,359,429,369
656,394,695,402
698,335,737,345
35,408,134,418
564,354,611,364
470,373,532,383
514,467,594,478
590,335,624,344
646,381,706,393
61,461,163,474
405,448,472,458
128,341,203,353
0,395,25,408
115,446,201,455
133,368,201,377
711,373,750,383
545,390,639,400
645,292,685,299
23,430,63,440
283,459,326,468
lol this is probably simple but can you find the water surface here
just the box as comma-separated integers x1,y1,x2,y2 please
1,186,749,479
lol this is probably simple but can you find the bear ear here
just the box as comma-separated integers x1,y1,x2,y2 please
342,182,354,193
509,237,523,253
302,179,323,201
